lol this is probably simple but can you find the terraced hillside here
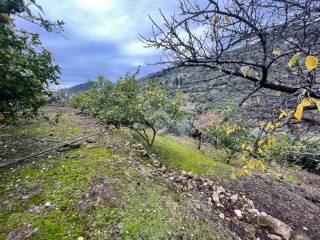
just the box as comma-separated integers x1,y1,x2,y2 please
0,106,319,240
141,66,254,113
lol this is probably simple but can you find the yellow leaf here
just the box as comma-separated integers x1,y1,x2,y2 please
272,49,282,57
306,55,318,71
301,98,313,107
239,168,252,177
240,66,249,77
78,237,84,240
239,169,246,176
256,160,266,172
316,101,320,111
225,16,232,25
265,122,278,130
257,140,265,147
265,122,272,130
294,105,304,121
293,98,312,121
288,53,300,68
274,122,281,128
267,135,276,147
226,127,235,135
279,110,287,119
226,124,240,135
247,160,256,170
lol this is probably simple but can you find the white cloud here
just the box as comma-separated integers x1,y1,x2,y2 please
37,0,177,55
21,0,183,83
72,0,115,14
120,41,160,56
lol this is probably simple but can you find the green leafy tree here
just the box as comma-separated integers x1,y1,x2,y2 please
100,74,183,147
0,0,64,122
70,73,184,147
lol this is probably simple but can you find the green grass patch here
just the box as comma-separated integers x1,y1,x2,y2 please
0,146,119,240
21,114,87,142
0,108,234,239
153,136,235,178
0,142,233,240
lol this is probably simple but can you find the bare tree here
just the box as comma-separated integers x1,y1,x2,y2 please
142,0,320,125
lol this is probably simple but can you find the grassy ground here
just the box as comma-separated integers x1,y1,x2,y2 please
0,106,98,163
0,107,234,240
153,136,235,179
1,107,319,239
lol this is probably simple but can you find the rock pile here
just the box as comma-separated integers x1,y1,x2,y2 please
146,155,311,240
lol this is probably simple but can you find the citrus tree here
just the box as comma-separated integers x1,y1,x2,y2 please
0,0,64,122
70,73,184,148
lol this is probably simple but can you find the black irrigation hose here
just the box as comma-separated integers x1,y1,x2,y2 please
0,129,109,169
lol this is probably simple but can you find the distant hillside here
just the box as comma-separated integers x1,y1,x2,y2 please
140,18,320,116
65,81,95,93
140,66,253,113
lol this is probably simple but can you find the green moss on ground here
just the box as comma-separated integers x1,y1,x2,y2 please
0,117,233,240
0,144,232,239
153,136,235,178
1,106,99,163
0,147,114,239
3,106,311,239
21,111,89,142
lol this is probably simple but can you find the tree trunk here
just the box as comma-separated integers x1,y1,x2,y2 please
198,132,202,150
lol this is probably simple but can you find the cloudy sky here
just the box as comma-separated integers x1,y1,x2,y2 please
18,0,181,86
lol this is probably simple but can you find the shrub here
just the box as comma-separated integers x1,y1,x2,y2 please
207,123,253,164
70,73,184,147
257,134,320,173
